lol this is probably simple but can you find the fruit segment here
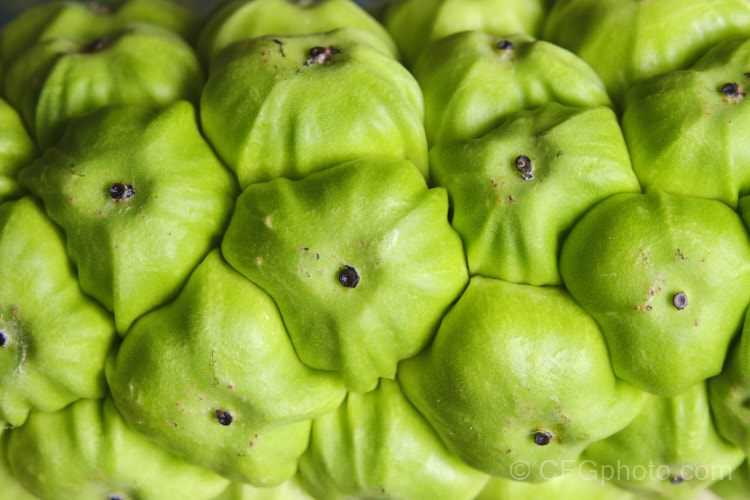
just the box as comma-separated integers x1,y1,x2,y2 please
0,98,35,204
543,0,750,107
415,31,611,145
222,157,468,393
621,36,750,208
398,276,644,481
298,379,489,500
5,397,230,500
431,103,639,286
584,383,744,499
198,0,398,66
4,22,204,149
18,101,239,334
560,189,750,396
200,27,428,189
107,249,347,485
0,197,115,427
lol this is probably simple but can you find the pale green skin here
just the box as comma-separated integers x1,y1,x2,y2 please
5,397,230,500
0,427,41,500
709,309,750,456
710,461,750,500
198,0,399,67
18,101,239,334
222,157,468,393
398,276,644,481
560,189,750,396
0,0,198,67
431,103,640,286
476,462,639,500
384,0,545,68
584,383,745,500
200,27,428,189
107,249,347,486
543,0,750,107
0,197,115,427
4,22,204,149
298,379,489,500
0,98,35,204
621,36,750,209
210,477,315,500
414,31,612,145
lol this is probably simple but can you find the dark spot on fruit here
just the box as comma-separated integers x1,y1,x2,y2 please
273,39,286,57
721,82,745,98
338,266,360,288
533,431,554,446
304,46,340,66
109,183,134,201
81,38,107,54
216,410,233,426
0,332,6,347
497,40,514,51
515,155,534,180
741,397,750,410
670,476,685,485
672,292,687,310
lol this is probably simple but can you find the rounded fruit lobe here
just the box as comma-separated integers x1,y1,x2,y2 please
0,196,116,427
384,0,545,68
221,157,468,393
4,22,205,149
200,27,428,189
18,101,239,335
414,31,611,145
430,102,639,286
106,249,347,486
5,397,230,500
709,309,750,456
0,98,36,204
197,0,399,67
398,276,644,481
559,189,750,396
543,0,750,107
584,383,744,500
621,36,750,208
298,379,489,500
0,0,198,67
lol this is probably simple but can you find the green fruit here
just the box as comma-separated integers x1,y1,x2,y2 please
222,157,467,392
107,249,346,485
198,0,398,66
431,102,639,286
544,0,750,107
5,397,230,500
0,98,35,204
0,0,198,67
4,22,204,149
211,477,316,500
560,189,750,396
584,383,744,499
384,0,545,67
0,197,115,427
201,27,428,189
414,31,611,145
18,101,239,334
298,379,489,500
621,35,750,208
398,276,644,481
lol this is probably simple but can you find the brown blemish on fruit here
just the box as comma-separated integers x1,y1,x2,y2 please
304,46,340,66
490,177,498,188
273,39,286,57
515,155,533,180
508,195,517,203
674,249,686,261
533,430,554,446
216,409,233,425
